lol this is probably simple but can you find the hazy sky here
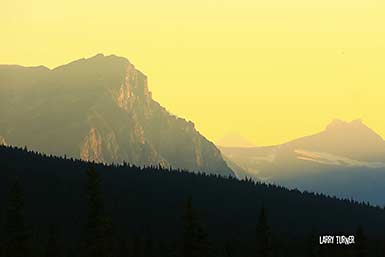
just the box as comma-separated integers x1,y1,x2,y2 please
2,0,385,146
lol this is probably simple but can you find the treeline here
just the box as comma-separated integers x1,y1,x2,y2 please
1,145,385,256
0,169,378,257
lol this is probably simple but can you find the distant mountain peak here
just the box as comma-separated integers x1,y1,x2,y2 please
326,119,348,130
325,118,367,132
88,53,129,62
93,53,105,58
293,118,385,162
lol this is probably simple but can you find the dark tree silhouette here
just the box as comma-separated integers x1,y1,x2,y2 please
256,206,272,257
195,222,209,257
117,238,130,257
82,167,113,257
305,228,318,257
355,226,367,257
45,225,61,257
182,197,209,257
132,234,144,257
143,227,154,257
0,145,384,257
224,240,237,257
3,177,30,257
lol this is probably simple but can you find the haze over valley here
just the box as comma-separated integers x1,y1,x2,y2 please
219,119,385,205
2,1,385,256
2,55,385,206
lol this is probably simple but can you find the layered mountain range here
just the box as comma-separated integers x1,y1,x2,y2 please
219,119,385,205
0,54,233,176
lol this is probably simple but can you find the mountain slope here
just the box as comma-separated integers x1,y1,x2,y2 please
219,119,385,205
0,54,233,176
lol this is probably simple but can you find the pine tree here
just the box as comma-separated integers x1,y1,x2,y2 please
305,228,318,257
82,167,113,257
256,206,272,257
132,234,143,257
195,224,209,257
158,240,179,257
117,238,130,257
355,226,367,257
45,225,61,257
182,197,196,257
224,240,236,257
3,177,30,257
182,197,209,257
144,227,154,257
224,236,241,257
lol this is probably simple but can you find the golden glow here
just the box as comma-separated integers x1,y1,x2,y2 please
2,0,385,146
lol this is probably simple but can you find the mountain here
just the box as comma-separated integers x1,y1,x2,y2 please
219,119,385,205
0,54,233,176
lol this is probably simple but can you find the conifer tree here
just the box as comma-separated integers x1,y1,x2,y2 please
132,234,143,257
195,224,209,257
224,239,238,257
3,177,30,257
355,226,367,257
182,197,209,257
144,227,154,257
45,225,61,257
117,238,129,257
182,197,196,257
83,167,113,257
305,228,318,257
256,206,272,257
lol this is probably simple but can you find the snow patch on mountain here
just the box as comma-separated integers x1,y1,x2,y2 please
295,149,385,168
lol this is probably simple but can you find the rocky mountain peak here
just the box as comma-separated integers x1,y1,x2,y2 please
0,54,234,177
324,118,382,140
325,119,349,131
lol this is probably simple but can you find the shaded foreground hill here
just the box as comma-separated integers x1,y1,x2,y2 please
3,146,385,257
1,145,385,239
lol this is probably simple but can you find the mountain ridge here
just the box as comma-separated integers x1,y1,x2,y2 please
0,54,234,177
219,119,385,205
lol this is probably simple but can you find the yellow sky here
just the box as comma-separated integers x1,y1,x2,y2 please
2,0,385,146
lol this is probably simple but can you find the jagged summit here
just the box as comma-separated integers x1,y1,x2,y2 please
325,119,349,130
0,54,130,72
81,53,132,64
326,118,367,131
52,53,132,72
323,118,384,145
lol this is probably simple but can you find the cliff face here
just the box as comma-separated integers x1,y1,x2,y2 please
0,136,6,146
0,54,233,176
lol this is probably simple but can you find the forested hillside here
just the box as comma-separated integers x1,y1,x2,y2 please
1,145,385,257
